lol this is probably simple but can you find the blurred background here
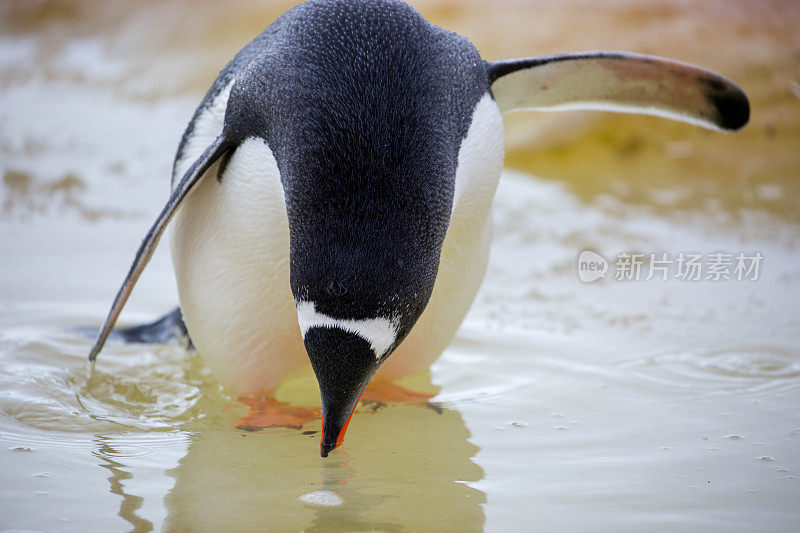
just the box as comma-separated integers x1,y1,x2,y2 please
0,1,798,532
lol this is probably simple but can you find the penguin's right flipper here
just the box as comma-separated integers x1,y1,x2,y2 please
487,51,749,131
88,135,231,362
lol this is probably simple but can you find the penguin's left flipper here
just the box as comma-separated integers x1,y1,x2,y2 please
488,51,749,131
87,135,232,362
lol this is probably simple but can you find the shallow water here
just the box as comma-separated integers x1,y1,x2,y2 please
1,1,799,532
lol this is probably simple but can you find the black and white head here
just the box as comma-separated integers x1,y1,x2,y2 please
87,0,748,457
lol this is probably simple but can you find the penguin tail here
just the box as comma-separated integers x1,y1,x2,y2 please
111,307,192,347
78,307,193,349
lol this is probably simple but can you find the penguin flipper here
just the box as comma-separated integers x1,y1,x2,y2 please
487,51,749,131
88,136,230,361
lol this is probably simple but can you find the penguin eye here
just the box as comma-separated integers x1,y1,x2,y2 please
326,279,347,297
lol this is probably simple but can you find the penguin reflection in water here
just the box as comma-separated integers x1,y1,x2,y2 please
88,0,748,456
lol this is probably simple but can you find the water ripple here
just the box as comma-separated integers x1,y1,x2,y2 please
0,326,227,433
620,344,800,396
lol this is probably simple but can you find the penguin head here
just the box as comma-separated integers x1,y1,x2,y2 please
290,183,447,457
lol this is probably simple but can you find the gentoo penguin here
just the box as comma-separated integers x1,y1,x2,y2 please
88,0,749,456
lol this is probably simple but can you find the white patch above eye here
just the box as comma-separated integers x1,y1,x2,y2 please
296,301,398,359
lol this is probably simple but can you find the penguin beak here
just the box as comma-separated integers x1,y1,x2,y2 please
320,383,365,457
303,326,377,457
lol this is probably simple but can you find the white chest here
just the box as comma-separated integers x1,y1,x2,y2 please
170,137,306,394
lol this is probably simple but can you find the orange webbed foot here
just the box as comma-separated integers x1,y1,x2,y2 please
360,380,440,412
234,397,321,431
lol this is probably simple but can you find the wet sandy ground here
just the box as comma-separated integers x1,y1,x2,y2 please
1,1,799,531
